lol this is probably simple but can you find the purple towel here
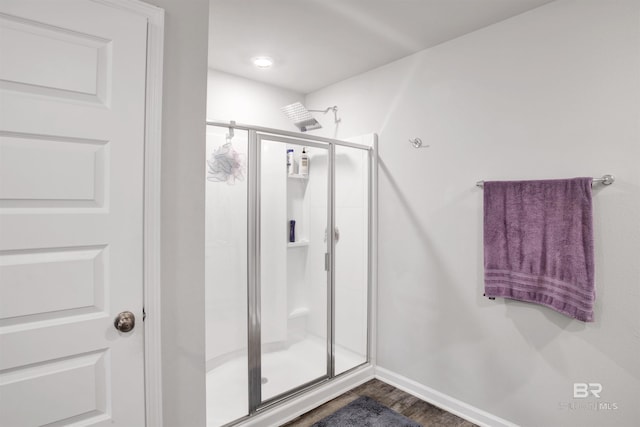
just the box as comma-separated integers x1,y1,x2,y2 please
483,178,595,322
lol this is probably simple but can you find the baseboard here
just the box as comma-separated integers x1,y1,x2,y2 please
375,367,518,427
236,364,375,427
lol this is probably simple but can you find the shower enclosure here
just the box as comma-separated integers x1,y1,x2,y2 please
205,121,375,426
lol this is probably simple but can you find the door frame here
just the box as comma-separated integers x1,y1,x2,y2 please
249,133,334,413
93,0,165,425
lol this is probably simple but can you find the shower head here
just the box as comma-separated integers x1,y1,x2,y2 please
281,102,322,132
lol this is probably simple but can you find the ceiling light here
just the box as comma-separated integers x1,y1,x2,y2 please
252,56,273,69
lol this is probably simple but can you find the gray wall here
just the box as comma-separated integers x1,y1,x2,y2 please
306,1,640,426
145,0,209,425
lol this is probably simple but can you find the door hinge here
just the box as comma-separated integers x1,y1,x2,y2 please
142,307,146,322
325,253,329,271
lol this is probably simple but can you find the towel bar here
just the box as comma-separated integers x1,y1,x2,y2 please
476,174,615,188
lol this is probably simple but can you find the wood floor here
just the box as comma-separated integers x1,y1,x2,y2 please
282,378,478,427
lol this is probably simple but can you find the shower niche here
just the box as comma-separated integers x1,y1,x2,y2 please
286,165,309,248
205,123,374,427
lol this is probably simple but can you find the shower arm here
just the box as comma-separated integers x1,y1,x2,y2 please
308,106,341,125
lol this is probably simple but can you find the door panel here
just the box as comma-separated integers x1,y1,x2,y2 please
0,12,110,102
0,1,147,425
258,135,330,403
0,246,106,320
0,350,110,426
0,134,107,206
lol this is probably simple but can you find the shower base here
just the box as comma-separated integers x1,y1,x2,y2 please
206,336,365,427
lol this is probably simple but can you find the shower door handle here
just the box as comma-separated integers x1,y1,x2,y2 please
324,227,340,243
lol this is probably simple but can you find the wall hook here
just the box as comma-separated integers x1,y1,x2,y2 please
409,138,429,149
226,120,236,143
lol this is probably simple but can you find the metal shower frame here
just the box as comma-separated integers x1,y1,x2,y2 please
206,120,378,424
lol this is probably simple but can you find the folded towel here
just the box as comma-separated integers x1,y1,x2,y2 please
483,178,595,321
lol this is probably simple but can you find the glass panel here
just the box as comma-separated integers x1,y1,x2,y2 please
334,143,369,375
259,136,329,401
205,126,249,426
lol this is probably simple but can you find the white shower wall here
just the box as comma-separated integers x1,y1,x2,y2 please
205,130,248,363
204,132,290,364
260,141,289,346
206,70,303,364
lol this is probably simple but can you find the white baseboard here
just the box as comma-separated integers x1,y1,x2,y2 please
375,367,519,427
237,364,375,427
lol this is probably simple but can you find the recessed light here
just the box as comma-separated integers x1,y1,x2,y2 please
252,56,273,69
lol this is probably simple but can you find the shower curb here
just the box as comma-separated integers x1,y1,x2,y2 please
234,364,374,427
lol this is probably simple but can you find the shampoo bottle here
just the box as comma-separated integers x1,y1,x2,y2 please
287,149,295,175
289,220,296,242
299,147,309,176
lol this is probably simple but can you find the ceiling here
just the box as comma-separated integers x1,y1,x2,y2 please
208,0,554,94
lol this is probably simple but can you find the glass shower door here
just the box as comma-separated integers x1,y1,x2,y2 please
256,134,330,405
206,121,373,426
334,144,370,375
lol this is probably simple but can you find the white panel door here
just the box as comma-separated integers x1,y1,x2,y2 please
0,1,148,425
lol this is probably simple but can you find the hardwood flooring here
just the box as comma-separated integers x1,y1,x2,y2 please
282,378,478,427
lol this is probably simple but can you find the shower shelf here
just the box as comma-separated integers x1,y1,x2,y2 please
287,240,309,248
287,174,308,180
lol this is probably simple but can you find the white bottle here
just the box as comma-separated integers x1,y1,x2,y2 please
299,147,309,176
287,149,295,175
